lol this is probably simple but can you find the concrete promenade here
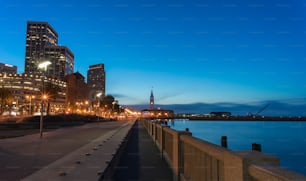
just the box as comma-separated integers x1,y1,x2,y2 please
106,120,174,181
0,120,134,181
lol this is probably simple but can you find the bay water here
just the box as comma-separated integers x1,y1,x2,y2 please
169,119,306,175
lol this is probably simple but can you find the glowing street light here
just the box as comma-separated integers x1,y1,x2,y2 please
95,93,102,116
42,94,48,100
38,61,51,71
38,61,51,139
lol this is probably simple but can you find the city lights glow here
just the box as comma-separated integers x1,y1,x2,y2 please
0,0,306,110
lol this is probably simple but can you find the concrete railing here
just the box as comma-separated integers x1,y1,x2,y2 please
180,135,225,181
248,164,306,181
140,119,306,181
155,124,163,149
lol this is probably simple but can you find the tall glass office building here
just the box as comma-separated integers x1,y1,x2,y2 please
87,64,105,100
24,21,74,80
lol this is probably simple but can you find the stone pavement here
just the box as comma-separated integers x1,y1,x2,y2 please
21,120,134,181
107,120,174,181
0,119,174,181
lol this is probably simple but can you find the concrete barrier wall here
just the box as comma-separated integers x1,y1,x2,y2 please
181,135,225,181
164,128,174,163
155,124,163,149
141,119,149,131
248,164,306,181
140,119,306,181
180,135,247,181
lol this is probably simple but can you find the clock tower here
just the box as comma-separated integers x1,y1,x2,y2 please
150,89,154,109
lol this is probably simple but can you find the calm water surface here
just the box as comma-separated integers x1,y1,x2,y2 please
170,119,306,175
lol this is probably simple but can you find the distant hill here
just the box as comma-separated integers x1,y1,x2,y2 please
125,99,306,117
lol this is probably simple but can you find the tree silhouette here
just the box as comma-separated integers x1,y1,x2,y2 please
99,95,113,110
0,88,13,114
98,95,121,116
44,82,61,115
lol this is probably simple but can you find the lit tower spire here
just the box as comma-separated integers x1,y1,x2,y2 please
150,88,154,109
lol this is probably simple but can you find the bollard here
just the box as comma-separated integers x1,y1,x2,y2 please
185,128,189,132
221,136,227,148
252,143,262,152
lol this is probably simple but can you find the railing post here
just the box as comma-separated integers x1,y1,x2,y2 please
252,143,261,152
173,131,192,181
148,120,151,135
155,124,161,148
221,136,228,148
154,123,158,143
153,122,157,141
223,151,244,181
151,121,154,136
178,131,192,181
161,125,170,159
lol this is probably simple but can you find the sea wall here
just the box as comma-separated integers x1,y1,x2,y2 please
141,119,306,181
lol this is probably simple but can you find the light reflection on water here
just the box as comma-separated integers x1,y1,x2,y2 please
169,119,306,175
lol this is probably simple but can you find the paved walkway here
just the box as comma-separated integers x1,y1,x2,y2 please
108,120,174,181
0,120,173,181
0,120,134,181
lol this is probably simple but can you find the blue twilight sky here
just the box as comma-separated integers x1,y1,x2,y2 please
0,0,306,105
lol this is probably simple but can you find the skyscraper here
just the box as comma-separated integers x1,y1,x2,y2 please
25,21,58,73
24,21,74,80
87,64,105,100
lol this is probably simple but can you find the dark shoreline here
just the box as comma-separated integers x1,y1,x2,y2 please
175,116,306,121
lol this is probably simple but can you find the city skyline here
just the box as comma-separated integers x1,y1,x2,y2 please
1,0,306,107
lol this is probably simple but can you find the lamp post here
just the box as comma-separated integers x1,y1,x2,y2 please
84,100,89,114
96,92,102,116
38,61,51,139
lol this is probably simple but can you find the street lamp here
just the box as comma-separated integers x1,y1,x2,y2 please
38,61,51,139
96,93,102,116
38,61,51,71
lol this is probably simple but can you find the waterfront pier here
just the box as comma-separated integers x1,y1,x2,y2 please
105,120,174,180
140,119,306,181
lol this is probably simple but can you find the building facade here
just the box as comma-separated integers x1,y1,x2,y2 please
87,64,105,101
0,72,66,115
0,63,17,74
65,72,89,113
43,46,74,80
141,89,174,119
24,21,74,80
141,108,174,119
